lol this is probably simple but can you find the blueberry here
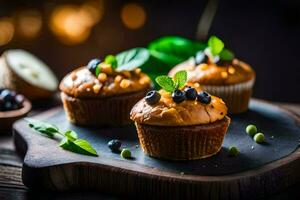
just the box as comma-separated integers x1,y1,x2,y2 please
184,87,197,100
197,91,211,104
87,58,101,74
15,94,25,106
108,139,122,152
145,90,161,105
0,89,14,102
4,101,13,111
172,89,186,103
195,51,209,65
11,103,19,110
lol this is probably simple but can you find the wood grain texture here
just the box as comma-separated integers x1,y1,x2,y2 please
13,99,300,200
0,165,24,189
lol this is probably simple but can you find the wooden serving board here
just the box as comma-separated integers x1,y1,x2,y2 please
13,99,300,200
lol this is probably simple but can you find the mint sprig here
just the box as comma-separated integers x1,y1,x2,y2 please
155,76,174,92
26,118,98,157
207,35,235,61
116,48,149,72
174,70,187,89
208,36,224,55
155,70,187,93
28,118,59,138
103,48,149,72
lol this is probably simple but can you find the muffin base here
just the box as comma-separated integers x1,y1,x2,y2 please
203,78,255,114
61,90,148,126
135,116,231,160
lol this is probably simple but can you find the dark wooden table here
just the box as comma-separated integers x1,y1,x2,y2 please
1,100,300,200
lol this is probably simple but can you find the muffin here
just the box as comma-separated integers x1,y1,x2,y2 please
169,36,255,114
130,70,230,160
60,49,152,126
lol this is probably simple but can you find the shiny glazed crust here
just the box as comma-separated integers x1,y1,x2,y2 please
61,89,148,126
135,116,231,160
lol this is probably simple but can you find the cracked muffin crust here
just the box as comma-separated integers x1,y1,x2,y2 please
130,88,227,126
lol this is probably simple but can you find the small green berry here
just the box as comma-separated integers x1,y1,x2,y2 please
121,148,131,159
104,55,118,69
228,146,239,156
254,133,265,143
246,124,257,136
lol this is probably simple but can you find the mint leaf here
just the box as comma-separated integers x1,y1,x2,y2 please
155,75,175,92
219,48,234,61
26,118,59,138
59,137,70,148
27,118,98,157
72,139,98,156
148,36,206,67
208,36,224,55
116,48,149,72
59,138,98,156
73,139,98,156
118,48,138,65
64,130,78,141
105,55,118,69
174,70,187,89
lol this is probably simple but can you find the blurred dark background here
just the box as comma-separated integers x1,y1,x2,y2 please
0,0,299,102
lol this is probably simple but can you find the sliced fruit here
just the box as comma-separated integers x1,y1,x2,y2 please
0,49,58,99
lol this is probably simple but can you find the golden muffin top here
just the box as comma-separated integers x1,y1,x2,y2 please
130,70,228,126
169,35,255,85
130,89,227,126
60,65,151,98
169,58,255,85
60,49,152,98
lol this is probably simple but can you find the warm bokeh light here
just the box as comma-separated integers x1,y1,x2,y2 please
49,0,104,45
0,17,15,46
15,10,42,39
80,0,104,27
121,3,146,30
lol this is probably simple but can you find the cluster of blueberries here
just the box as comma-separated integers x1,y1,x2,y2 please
0,89,25,112
146,87,211,105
